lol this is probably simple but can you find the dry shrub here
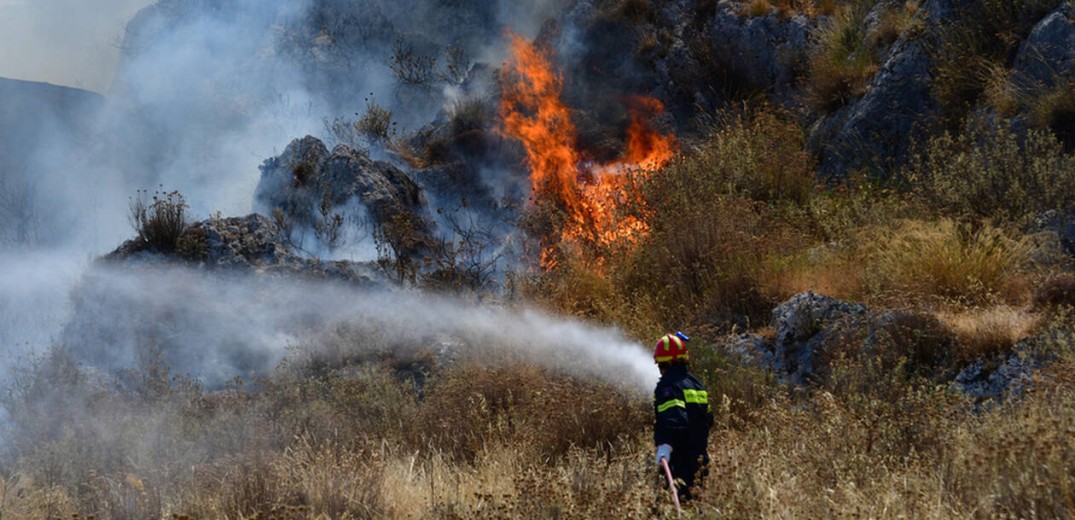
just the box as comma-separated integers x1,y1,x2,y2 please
690,342,780,431
1030,80,1075,151
1033,273,1075,311
945,380,1075,518
696,384,967,518
867,1,922,51
618,194,775,328
608,110,814,328
275,437,385,518
128,188,189,253
413,364,648,463
866,219,1030,304
692,109,816,205
870,310,955,375
805,2,877,112
601,0,658,26
932,0,1062,125
907,118,1075,223
939,305,1039,363
930,25,995,123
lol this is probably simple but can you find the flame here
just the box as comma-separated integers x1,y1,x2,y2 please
499,35,677,268
623,96,677,171
499,34,581,215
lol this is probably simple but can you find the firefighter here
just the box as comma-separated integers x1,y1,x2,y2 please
653,331,713,502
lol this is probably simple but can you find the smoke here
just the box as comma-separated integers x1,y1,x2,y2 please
0,252,87,373
0,0,153,92
62,264,658,394
0,0,657,399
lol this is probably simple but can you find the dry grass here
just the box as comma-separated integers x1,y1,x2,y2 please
938,305,1040,363
804,2,878,112
746,0,774,17
4,313,1075,519
864,219,1031,305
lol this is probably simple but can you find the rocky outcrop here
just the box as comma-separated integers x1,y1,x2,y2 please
703,4,815,102
769,292,869,384
1012,2,1075,89
812,36,938,178
255,136,433,257
105,213,381,285
719,292,870,384
952,347,1046,406
719,291,1051,403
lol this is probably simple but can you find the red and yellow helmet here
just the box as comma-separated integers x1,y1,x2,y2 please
653,332,689,363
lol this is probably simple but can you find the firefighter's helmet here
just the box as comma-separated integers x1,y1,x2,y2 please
653,331,690,363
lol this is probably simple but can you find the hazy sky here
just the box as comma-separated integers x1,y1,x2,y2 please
0,0,154,92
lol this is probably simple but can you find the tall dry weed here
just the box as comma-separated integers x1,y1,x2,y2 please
866,219,1030,304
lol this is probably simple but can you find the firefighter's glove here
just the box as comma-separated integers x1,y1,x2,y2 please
655,444,672,466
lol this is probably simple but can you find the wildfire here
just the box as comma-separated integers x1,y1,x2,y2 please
499,34,677,267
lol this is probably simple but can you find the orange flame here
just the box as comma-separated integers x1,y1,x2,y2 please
499,35,677,267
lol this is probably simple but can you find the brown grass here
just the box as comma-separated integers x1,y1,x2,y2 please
804,2,878,112
865,219,1031,305
4,312,1075,519
938,305,1040,363
1033,273,1075,311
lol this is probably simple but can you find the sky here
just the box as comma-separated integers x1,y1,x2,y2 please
0,0,154,92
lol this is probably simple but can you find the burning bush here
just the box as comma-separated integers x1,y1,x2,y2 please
498,34,676,269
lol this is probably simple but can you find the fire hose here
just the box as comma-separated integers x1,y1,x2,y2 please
660,457,682,514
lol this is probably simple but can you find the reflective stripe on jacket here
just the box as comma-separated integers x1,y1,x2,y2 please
654,364,713,454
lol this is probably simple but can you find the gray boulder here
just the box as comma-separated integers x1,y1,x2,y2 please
812,36,938,178
720,332,772,369
1012,2,1075,90
255,135,431,256
769,291,868,385
952,345,1049,407
705,4,815,102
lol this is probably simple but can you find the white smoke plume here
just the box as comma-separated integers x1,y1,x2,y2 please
63,264,658,394
0,0,642,399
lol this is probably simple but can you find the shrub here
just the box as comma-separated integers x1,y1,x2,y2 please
1032,273,1075,311
687,109,816,206
596,0,658,26
1030,80,1075,151
906,119,1075,223
128,188,190,253
866,219,1030,304
805,2,878,112
356,95,394,143
606,110,814,328
389,37,437,87
447,95,491,136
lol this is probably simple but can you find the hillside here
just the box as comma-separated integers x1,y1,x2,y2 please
0,77,104,247
1,0,1075,518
